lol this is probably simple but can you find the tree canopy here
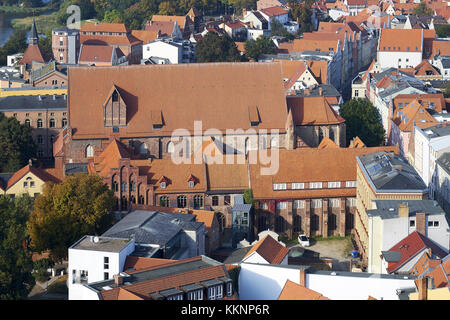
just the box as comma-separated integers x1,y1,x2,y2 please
27,173,116,262
0,28,27,66
339,98,385,147
244,35,276,61
413,2,433,16
0,112,37,173
289,0,314,34
195,32,246,62
0,195,35,300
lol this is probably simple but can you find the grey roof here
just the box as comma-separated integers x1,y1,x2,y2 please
223,246,253,264
437,152,450,176
70,235,132,252
293,84,341,98
357,151,427,193
64,163,88,175
441,58,450,69
367,200,446,219
30,61,67,82
0,95,67,111
101,210,203,246
422,123,450,139
232,203,252,212
30,18,39,43
381,251,402,262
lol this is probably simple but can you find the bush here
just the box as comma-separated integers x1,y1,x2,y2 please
33,269,49,283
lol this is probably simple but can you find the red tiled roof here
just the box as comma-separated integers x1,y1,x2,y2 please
384,231,448,274
260,6,289,17
19,44,47,65
81,22,129,33
379,29,423,52
243,235,289,264
287,96,345,125
6,164,61,190
79,44,122,63
145,20,176,37
278,280,330,300
123,256,177,272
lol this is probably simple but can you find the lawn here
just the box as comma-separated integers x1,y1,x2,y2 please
11,11,61,33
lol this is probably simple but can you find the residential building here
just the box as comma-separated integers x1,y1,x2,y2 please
149,14,194,39
142,37,195,64
80,22,142,64
144,20,183,40
238,263,416,300
220,20,247,41
431,56,450,80
242,10,269,30
377,29,424,69
259,6,290,30
434,152,450,215
344,0,367,16
380,231,448,275
7,53,23,67
411,123,450,195
101,210,206,260
290,84,344,113
78,44,128,66
52,28,80,64
0,162,62,198
29,61,68,88
240,233,289,265
279,60,319,91
354,151,428,266
248,146,398,239
0,94,67,160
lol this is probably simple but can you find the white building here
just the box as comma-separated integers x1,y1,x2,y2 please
142,38,195,64
7,53,23,67
68,235,136,300
259,6,289,30
367,200,450,274
377,29,424,69
238,263,417,300
434,153,450,215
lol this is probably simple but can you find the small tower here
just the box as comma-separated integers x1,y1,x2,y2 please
29,17,39,46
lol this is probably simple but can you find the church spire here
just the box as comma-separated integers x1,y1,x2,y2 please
29,16,39,45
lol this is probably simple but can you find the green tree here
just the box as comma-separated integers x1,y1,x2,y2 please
243,189,255,205
339,98,385,147
413,2,433,16
289,0,314,34
228,0,256,15
0,28,27,66
435,24,450,38
270,20,294,40
158,1,177,15
443,83,450,98
103,9,124,23
27,173,116,262
195,32,245,62
122,3,146,29
0,112,37,173
38,29,53,59
244,35,276,60
0,195,35,300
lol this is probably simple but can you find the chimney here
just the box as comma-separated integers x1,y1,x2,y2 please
319,87,323,96
114,274,124,286
398,202,409,218
417,277,428,300
415,212,426,236
242,8,247,17
299,268,306,287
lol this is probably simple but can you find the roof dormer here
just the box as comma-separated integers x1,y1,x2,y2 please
103,84,127,128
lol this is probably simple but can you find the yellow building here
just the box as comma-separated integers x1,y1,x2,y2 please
354,150,428,269
0,86,67,98
0,163,63,198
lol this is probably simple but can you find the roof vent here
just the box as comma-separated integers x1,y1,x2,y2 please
93,236,99,243
38,95,42,101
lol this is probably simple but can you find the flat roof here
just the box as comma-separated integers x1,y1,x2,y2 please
70,235,132,252
0,94,67,111
367,200,446,219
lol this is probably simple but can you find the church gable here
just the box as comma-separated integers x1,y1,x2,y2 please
103,85,127,127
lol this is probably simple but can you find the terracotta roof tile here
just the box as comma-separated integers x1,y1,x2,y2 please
278,280,330,300
6,164,61,190
379,29,423,53
151,15,188,30
123,256,177,272
81,22,129,33
79,44,121,63
318,137,339,149
243,235,289,264
68,63,288,140
19,44,47,65
145,20,176,37
392,99,439,132
260,6,289,17
131,30,159,44
287,96,345,125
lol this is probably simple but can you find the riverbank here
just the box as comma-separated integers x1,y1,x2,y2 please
0,5,50,17
11,10,61,33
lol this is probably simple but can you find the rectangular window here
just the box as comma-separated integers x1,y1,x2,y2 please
273,183,287,190
293,200,305,209
433,221,439,227
329,198,340,207
224,196,231,206
104,257,109,269
291,183,305,189
30,181,35,188
311,199,322,208
410,220,415,227
216,285,223,299
328,182,341,188
276,201,287,210
309,182,322,189
346,181,356,188
23,181,28,188
104,272,109,280
428,221,433,227
227,282,233,297
208,286,216,300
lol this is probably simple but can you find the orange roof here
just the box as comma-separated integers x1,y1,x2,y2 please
393,93,447,113
234,41,246,53
80,34,141,46
278,280,330,300
392,99,439,132
123,256,177,272
145,20,176,37
81,22,129,33
151,14,188,30
131,30,159,44
318,137,339,149
6,164,62,190
287,96,345,126
349,136,366,148
276,60,306,79
206,159,249,191
89,138,131,177
306,60,328,84
248,146,398,200
79,44,122,63
429,40,450,57
68,63,288,140
278,42,294,53
243,235,289,264
260,6,289,17
414,59,440,76
292,38,340,53
19,44,47,65
379,29,423,52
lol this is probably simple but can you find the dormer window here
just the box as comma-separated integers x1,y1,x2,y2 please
160,181,166,189
188,181,194,188
104,85,127,127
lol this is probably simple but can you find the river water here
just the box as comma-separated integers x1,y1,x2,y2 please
0,12,14,47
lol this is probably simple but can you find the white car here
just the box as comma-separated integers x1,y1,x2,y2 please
298,234,310,247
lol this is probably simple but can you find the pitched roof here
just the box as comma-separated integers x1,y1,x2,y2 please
151,15,188,30
6,164,62,190
249,146,398,200
292,38,340,53
430,40,450,57
131,30,159,44
79,44,123,63
243,235,289,264
383,231,448,273
379,29,423,53
414,59,440,76
68,63,288,140
81,22,130,33
278,280,330,300
123,256,177,272
286,96,345,125
260,6,289,17
349,136,366,148
88,138,131,177
392,99,438,132
421,255,450,288
393,93,447,113
19,44,47,65
318,136,339,149
145,20,176,37
306,60,328,84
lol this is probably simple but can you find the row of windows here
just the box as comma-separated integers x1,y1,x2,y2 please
264,198,357,210
37,135,56,144
165,283,232,301
273,181,356,190
23,118,67,128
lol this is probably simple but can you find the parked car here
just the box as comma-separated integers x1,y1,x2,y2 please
298,234,310,247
